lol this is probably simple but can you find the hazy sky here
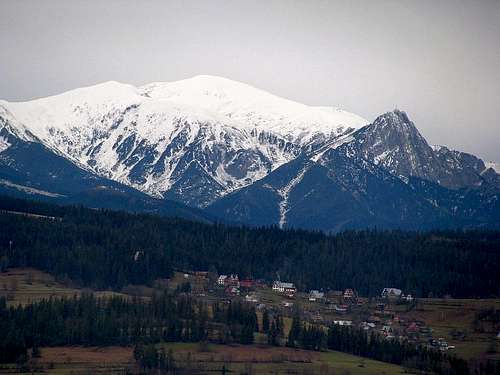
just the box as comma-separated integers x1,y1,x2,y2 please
1,0,499,161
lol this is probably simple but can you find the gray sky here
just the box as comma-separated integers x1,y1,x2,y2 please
1,0,499,161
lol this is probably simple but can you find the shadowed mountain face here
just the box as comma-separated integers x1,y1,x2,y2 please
207,111,499,231
0,78,498,230
0,121,214,223
342,110,489,189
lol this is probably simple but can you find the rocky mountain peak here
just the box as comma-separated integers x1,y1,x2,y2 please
369,109,423,140
340,110,496,190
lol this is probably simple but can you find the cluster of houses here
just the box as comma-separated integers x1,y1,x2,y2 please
355,314,454,350
184,272,414,314
175,270,459,354
217,274,258,296
381,287,413,302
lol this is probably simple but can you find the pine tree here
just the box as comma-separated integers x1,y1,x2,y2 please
287,310,301,347
262,309,270,333
268,320,279,346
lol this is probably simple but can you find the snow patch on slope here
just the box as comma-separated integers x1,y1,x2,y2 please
277,166,309,228
310,134,354,163
0,136,10,152
0,179,65,197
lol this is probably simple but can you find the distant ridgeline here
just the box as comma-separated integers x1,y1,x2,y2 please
0,195,499,298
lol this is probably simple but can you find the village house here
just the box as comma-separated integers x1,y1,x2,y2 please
343,288,357,303
381,288,402,299
272,281,297,297
402,294,414,302
217,275,227,286
226,274,240,287
308,290,325,302
218,274,240,287
381,325,394,336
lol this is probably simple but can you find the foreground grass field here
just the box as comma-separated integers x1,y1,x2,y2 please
0,344,407,374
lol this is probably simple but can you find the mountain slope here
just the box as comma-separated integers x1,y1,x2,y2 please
207,110,499,231
207,150,453,231
342,110,488,189
0,116,213,223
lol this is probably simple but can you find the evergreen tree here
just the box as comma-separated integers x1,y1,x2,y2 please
262,309,270,333
287,310,301,347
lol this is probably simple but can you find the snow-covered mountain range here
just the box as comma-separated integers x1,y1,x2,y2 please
1,76,498,230
0,75,366,207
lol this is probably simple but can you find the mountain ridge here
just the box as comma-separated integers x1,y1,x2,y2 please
0,76,498,230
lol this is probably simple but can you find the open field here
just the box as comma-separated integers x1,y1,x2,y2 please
0,344,407,375
0,268,125,306
400,298,500,361
161,343,408,374
0,346,132,374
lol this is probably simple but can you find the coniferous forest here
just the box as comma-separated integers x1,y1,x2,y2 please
0,195,499,298
0,293,258,363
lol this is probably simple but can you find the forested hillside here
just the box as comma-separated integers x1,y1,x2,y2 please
0,195,499,298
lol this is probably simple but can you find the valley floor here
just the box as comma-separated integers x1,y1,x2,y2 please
1,268,499,374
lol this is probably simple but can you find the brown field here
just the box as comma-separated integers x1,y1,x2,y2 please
0,268,126,306
398,298,500,361
0,346,132,374
40,346,133,364
0,344,406,375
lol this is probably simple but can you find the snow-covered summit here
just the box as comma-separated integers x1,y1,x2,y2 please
5,75,367,146
140,75,368,144
0,75,367,207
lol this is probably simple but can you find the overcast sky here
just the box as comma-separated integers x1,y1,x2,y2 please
1,0,499,161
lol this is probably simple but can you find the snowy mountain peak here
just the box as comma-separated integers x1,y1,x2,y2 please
371,110,419,134
140,75,368,145
0,76,369,207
